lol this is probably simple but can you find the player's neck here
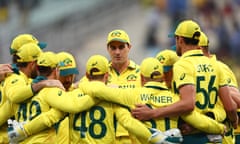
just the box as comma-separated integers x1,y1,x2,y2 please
182,45,200,54
112,60,129,74
19,67,31,78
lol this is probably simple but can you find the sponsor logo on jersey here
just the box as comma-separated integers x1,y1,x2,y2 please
126,74,137,81
58,90,62,96
11,79,18,84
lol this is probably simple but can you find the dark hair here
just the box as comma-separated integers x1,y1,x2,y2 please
88,68,104,80
37,66,55,77
150,71,161,79
183,31,201,45
12,54,18,64
12,54,29,68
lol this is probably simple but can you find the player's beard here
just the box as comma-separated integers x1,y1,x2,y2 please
176,46,182,56
63,81,71,91
30,70,38,79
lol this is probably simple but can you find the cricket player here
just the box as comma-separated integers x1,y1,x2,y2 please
131,20,238,143
155,49,179,89
198,31,239,144
71,55,183,144
0,34,58,143
155,47,228,144
156,49,226,134
105,29,142,144
0,34,54,144
10,51,66,143
79,55,226,136
0,69,13,144
8,54,178,144
1,43,61,144
56,51,79,144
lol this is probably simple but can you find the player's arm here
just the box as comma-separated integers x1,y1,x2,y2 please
79,81,135,108
132,85,195,121
217,66,238,128
132,63,195,120
23,108,65,136
0,100,13,126
113,105,152,144
5,74,34,103
181,110,226,134
0,64,13,82
44,88,100,113
6,74,65,103
231,88,240,108
31,79,65,93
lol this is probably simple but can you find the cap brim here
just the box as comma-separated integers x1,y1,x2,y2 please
108,38,128,44
60,68,79,76
38,42,47,49
168,33,175,38
9,48,17,55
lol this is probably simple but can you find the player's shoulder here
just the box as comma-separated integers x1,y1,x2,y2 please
3,72,25,86
39,87,64,96
129,60,140,70
216,60,231,70
173,58,192,70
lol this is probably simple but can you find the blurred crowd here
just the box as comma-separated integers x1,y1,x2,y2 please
142,0,240,62
0,0,41,26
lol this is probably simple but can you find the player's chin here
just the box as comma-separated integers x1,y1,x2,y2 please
113,58,124,63
63,83,71,90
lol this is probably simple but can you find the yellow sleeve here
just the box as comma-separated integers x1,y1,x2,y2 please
4,74,33,103
220,61,238,88
181,110,225,134
114,105,151,144
43,88,100,113
0,100,13,126
24,108,65,136
79,81,135,108
56,117,69,144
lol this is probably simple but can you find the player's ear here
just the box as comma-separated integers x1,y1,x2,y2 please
103,72,109,83
140,74,146,86
127,43,132,50
54,67,59,78
86,72,90,79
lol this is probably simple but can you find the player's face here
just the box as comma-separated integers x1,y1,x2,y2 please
30,61,38,78
164,70,173,88
175,36,182,56
59,74,75,90
107,41,131,66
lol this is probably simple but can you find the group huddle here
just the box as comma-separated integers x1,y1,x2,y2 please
0,19,240,144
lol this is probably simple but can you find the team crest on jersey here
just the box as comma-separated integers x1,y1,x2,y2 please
126,74,137,81
180,73,186,80
58,90,62,96
107,75,112,83
78,93,85,97
227,78,231,84
11,79,18,84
